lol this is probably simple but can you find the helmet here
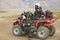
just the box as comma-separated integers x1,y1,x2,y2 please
45,10,53,14
23,9,30,15
35,3,40,9
35,3,40,7
45,10,49,12
35,3,43,11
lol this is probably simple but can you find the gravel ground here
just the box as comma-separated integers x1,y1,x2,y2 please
0,13,60,40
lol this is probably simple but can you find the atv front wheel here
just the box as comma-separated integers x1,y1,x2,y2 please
12,25,23,36
37,26,49,40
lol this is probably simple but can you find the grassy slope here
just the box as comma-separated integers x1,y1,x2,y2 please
0,10,60,19
53,12,60,19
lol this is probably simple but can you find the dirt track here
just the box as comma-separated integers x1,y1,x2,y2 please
0,13,60,40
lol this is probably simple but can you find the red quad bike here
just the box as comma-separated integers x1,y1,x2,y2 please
12,18,55,40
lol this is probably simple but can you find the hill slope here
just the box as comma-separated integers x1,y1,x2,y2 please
0,0,60,11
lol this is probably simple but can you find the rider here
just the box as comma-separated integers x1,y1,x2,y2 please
20,11,33,39
34,3,45,19
45,10,53,19
18,10,30,20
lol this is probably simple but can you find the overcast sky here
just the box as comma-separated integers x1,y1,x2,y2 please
0,0,60,11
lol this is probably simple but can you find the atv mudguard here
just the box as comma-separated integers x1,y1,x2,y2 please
33,19,55,27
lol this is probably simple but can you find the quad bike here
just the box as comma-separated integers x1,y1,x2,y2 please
12,18,55,40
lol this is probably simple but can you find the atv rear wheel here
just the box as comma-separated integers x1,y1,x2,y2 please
37,26,49,40
49,26,55,36
12,25,23,36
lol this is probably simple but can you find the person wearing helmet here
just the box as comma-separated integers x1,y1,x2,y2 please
20,11,33,39
34,3,45,19
45,10,53,19
19,10,30,20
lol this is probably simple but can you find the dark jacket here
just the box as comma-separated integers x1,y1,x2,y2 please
34,11,45,18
